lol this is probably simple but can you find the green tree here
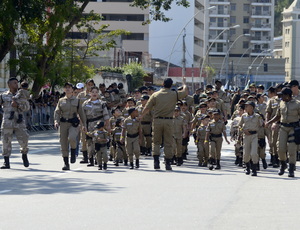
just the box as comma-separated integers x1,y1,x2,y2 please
274,0,294,36
123,62,147,91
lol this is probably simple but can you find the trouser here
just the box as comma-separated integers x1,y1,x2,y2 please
243,134,259,164
59,122,79,157
278,126,297,164
258,146,266,159
2,127,29,157
110,142,116,159
197,140,209,162
182,135,189,154
152,119,174,159
224,102,230,117
209,137,223,160
96,147,108,165
115,142,126,161
141,124,152,149
234,142,242,157
270,123,279,156
173,137,183,158
126,136,140,162
86,137,95,158
80,129,87,152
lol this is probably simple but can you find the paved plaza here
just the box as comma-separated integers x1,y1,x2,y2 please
0,130,300,230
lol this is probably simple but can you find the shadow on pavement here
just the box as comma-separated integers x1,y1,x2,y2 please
0,175,123,195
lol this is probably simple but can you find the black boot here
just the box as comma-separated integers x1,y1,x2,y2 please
8,111,14,120
278,161,287,176
238,157,243,167
98,164,102,170
146,148,152,156
208,158,214,170
16,114,23,124
80,151,88,164
129,162,134,169
268,155,273,166
87,156,94,167
215,160,221,170
176,157,182,166
103,163,107,170
22,154,29,167
251,164,257,176
165,158,172,170
124,159,128,166
245,162,251,175
1,157,10,169
114,159,119,166
171,155,176,165
141,146,146,156
235,156,239,165
70,148,76,163
62,157,70,170
257,160,260,171
153,155,160,169
288,163,295,178
135,159,139,168
273,155,279,168
262,159,268,169
182,152,187,160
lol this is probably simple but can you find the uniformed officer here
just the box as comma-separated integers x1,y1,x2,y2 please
215,80,231,117
141,77,188,170
77,79,95,163
238,101,263,176
121,107,142,169
266,87,300,177
82,86,110,167
0,78,30,169
54,82,86,170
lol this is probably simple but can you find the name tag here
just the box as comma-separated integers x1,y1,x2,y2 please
272,103,278,106
127,123,132,126
115,132,122,135
85,104,93,108
210,124,215,127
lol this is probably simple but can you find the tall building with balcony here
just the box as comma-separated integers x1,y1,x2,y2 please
193,0,282,86
282,0,300,81
74,0,150,67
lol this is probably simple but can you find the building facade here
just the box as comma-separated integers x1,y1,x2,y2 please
282,0,300,81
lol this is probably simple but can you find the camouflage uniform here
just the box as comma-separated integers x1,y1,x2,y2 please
0,90,30,157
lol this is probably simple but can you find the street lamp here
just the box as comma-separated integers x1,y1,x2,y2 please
166,6,216,77
220,33,250,79
246,49,272,83
255,50,275,82
200,24,240,84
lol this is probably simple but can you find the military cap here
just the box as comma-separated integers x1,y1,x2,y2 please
249,83,256,88
215,80,222,84
64,82,73,88
128,107,137,115
280,87,293,96
289,80,299,87
257,84,264,90
245,101,256,108
126,97,135,102
94,121,105,129
212,109,221,114
141,95,150,100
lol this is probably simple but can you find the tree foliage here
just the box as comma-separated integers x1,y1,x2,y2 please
274,0,294,36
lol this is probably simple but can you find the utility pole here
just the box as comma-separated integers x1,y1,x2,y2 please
182,28,186,78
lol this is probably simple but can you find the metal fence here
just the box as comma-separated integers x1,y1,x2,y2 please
26,104,55,132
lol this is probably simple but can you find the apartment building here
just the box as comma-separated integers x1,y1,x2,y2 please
193,0,282,86
72,0,150,67
282,0,300,81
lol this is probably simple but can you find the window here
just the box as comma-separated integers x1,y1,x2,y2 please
217,43,223,52
264,63,268,72
230,16,236,24
243,17,249,24
102,14,144,21
210,17,216,23
243,4,250,12
298,15,300,19
66,32,88,39
243,41,249,49
243,29,249,34
231,3,236,11
230,29,236,36
122,33,144,40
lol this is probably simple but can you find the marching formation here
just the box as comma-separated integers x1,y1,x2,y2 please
1,77,300,178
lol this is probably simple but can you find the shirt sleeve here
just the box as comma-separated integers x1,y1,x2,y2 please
177,89,188,100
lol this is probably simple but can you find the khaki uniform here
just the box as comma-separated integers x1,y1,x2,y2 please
197,125,209,164
54,96,86,157
112,126,127,162
218,89,230,116
173,115,186,158
82,99,109,158
109,115,124,159
181,110,193,154
123,117,141,162
257,125,267,160
230,116,242,158
92,130,109,165
77,91,91,152
276,99,300,164
266,96,280,157
238,113,262,164
144,88,187,159
11,89,30,118
0,91,30,157
137,104,152,151
216,98,227,118
206,120,226,160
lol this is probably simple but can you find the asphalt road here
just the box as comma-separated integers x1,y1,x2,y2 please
0,130,300,230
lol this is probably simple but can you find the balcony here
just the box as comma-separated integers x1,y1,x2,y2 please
251,0,272,6
251,10,272,18
250,23,272,31
208,0,230,5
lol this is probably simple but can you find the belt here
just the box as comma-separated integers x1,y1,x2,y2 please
248,131,257,135
87,115,103,123
281,122,299,127
210,133,222,138
141,121,151,125
127,133,139,138
155,117,173,119
60,117,73,123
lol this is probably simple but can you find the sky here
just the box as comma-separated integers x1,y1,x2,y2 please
149,2,194,67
